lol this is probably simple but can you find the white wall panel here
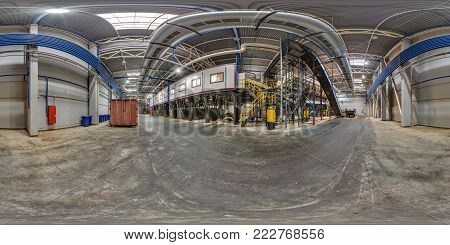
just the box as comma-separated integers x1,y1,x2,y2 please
0,48,26,128
38,47,88,71
98,83,109,115
337,96,367,115
0,99,25,128
0,80,26,98
0,45,25,66
413,99,450,128
38,28,89,49
38,97,87,130
388,48,450,127
0,27,109,131
38,78,88,102
37,48,89,129
410,53,450,128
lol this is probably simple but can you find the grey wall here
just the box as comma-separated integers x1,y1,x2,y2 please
98,83,109,116
0,45,26,128
390,47,450,128
411,48,450,128
0,26,111,131
338,96,367,115
37,55,89,130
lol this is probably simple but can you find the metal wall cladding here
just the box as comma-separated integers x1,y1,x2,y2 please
0,46,27,129
110,99,137,126
47,105,56,125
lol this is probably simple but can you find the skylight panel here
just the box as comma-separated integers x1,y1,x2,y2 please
350,58,369,66
98,13,177,30
127,72,140,77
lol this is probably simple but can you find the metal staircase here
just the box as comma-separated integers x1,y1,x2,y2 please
240,79,276,126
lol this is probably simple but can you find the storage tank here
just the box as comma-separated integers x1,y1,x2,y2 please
110,99,137,126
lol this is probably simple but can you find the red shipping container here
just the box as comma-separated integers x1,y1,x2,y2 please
110,99,137,126
48,105,56,125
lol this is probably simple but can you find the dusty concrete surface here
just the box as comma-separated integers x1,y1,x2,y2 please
0,115,448,224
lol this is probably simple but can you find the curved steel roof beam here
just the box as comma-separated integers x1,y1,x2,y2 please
145,24,334,86
338,28,403,38
364,6,450,62
140,11,353,92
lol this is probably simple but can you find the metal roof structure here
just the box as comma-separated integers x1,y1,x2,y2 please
2,0,449,96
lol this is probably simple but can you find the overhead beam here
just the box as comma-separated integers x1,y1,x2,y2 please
338,28,403,38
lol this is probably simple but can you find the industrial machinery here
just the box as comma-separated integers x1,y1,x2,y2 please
266,106,276,130
344,109,356,118
148,39,342,129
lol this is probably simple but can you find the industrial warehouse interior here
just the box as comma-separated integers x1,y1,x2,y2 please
0,0,449,240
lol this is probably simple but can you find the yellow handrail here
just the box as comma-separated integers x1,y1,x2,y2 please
240,79,269,125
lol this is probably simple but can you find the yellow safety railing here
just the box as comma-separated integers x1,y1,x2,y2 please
239,79,273,126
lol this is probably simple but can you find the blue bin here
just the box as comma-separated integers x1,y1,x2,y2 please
98,115,109,123
81,116,91,127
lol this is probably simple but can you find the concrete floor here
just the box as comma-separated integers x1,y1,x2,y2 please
0,116,449,224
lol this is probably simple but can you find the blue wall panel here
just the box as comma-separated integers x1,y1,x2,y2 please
367,35,450,98
0,33,123,97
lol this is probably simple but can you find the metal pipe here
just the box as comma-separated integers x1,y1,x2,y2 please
320,88,323,120
45,76,49,116
140,10,353,91
312,61,316,125
298,62,302,126
279,38,283,123
165,43,277,79
284,38,288,129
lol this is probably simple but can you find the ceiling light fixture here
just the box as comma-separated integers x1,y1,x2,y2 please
45,8,70,14
176,68,182,73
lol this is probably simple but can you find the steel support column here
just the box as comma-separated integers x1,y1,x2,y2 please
400,38,412,127
27,24,39,136
400,71,412,127
89,75,99,125
380,83,387,120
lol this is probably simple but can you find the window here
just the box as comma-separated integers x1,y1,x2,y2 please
191,77,201,88
170,88,175,95
98,13,177,30
210,72,224,84
179,83,186,92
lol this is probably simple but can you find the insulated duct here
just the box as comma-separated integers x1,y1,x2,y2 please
165,43,278,78
140,11,353,92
